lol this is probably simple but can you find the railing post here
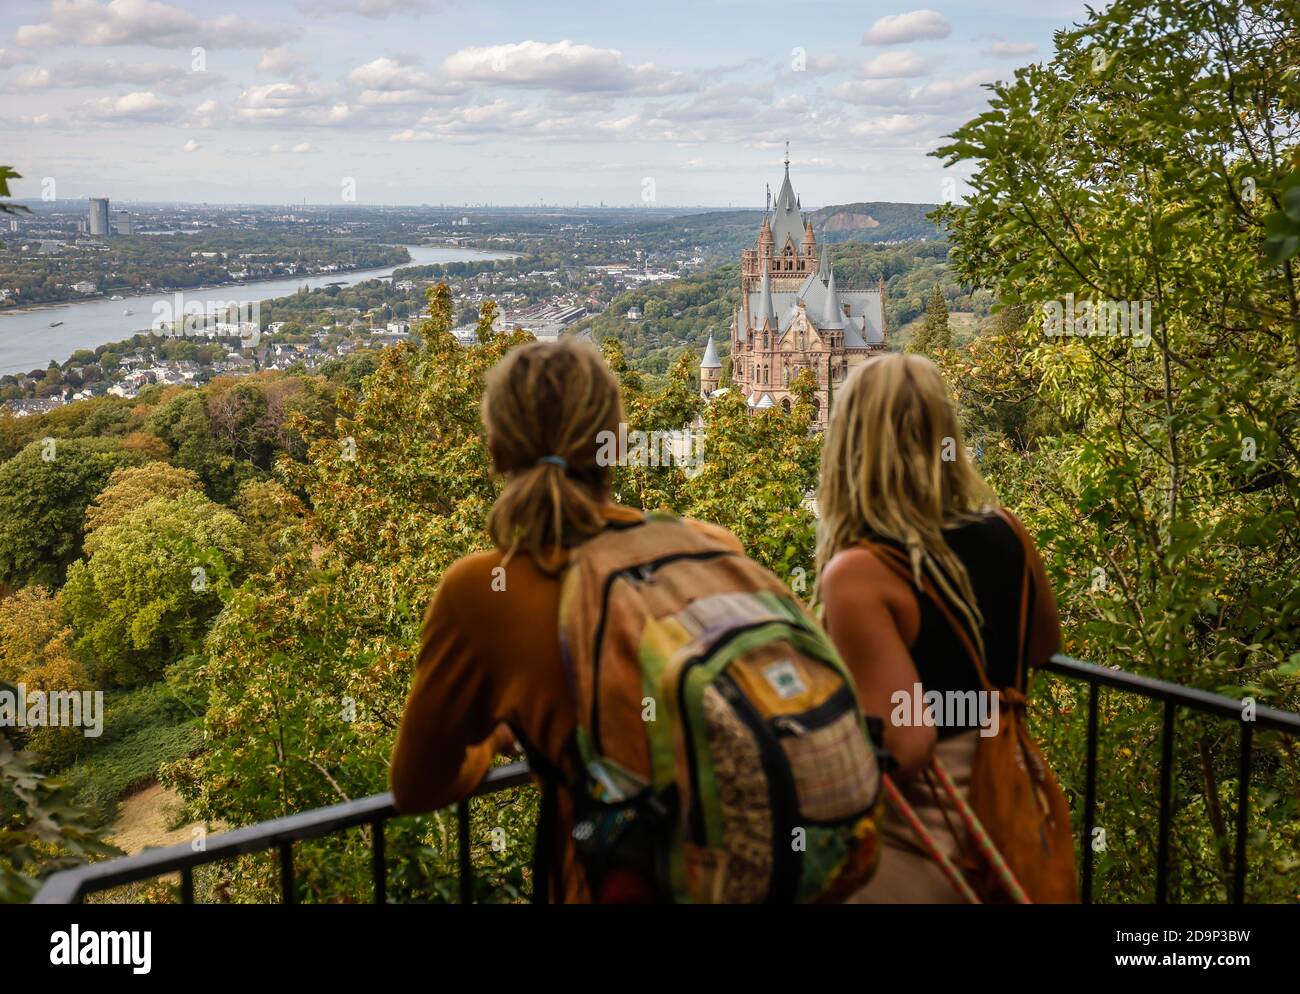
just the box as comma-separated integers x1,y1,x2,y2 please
1155,701,1175,904
1082,680,1099,904
1233,721,1252,904
372,818,386,905
458,798,473,904
280,842,295,906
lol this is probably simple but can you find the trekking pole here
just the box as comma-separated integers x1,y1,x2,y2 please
929,757,1031,905
881,774,981,904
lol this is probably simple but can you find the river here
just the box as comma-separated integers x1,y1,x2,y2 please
0,245,515,376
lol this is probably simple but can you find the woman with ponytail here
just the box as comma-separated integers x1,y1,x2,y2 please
389,338,741,902
814,353,1065,902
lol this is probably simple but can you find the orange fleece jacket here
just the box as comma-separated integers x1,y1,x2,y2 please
389,502,743,903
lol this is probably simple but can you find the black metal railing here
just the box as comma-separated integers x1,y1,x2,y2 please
32,654,1300,904
1041,654,1300,904
32,761,532,905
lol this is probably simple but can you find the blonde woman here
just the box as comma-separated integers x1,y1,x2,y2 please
815,353,1062,902
389,338,741,903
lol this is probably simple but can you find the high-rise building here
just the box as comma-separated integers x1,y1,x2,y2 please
715,147,887,428
88,197,110,237
114,210,132,236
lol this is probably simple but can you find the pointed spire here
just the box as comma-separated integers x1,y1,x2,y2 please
775,142,797,214
821,264,844,330
700,334,721,369
818,245,830,281
760,268,778,329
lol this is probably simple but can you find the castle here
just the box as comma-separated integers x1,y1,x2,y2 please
699,149,886,428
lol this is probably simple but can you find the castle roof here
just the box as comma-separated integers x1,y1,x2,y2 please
770,159,805,253
745,270,883,347
700,334,721,369
821,265,844,331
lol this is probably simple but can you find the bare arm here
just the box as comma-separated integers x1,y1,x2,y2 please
820,547,935,779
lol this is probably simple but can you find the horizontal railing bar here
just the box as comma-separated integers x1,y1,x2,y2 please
1042,655,1300,733
32,761,532,904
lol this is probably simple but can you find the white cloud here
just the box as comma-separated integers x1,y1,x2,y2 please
15,0,296,50
232,81,349,125
0,48,35,68
795,53,844,76
298,0,432,17
79,89,177,122
257,47,307,75
848,113,933,137
5,58,218,94
346,56,455,93
981,40,1038,58
862,50,930,79
441,40,690,94
862,10,951,46
833,78,910,106
909,72,994,106
183,138,198,152
191,98,218,126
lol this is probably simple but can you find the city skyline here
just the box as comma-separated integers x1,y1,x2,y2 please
2,0,1101,207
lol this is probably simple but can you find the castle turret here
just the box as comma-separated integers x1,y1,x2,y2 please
759,268,778,330
700,334,721,398
822,265,844,331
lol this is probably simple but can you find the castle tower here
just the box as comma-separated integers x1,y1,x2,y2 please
730,146,887,429
699,334,721,398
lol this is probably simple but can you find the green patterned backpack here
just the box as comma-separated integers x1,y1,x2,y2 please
553,512,881,903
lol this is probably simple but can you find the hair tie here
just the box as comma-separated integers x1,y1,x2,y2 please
536,455,567,470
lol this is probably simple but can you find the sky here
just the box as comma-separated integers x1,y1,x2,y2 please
1,0,1104,208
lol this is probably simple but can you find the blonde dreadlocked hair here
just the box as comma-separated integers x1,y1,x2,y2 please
814,353,997,656
482,338,624,573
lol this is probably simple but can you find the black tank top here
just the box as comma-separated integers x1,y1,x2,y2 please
876,512,1030,739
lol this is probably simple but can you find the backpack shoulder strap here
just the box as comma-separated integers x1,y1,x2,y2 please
510,726,582,905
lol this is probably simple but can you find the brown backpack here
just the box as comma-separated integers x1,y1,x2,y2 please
862,510,1078,904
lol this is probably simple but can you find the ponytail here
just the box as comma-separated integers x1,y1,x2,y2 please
481,339,623,572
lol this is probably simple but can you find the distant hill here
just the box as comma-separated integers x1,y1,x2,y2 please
619,202,943,263
807,202,943,244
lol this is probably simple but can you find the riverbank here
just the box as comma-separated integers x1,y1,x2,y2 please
0,244,517,376
0,244,419,316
